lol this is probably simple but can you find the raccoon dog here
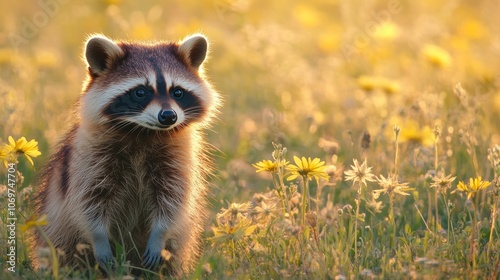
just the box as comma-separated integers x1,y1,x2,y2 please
32,34,220,275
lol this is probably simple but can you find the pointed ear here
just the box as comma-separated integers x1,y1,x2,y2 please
178,34,208,70
85,35,124,76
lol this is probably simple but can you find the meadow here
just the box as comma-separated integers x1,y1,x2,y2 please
1,0,500,279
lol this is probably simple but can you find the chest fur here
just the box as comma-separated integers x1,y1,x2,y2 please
69,133,192,226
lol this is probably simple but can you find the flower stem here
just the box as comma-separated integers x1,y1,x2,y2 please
38,226,59,280
354,181,362,261
354,197,359,261
426,182,433,233
393,126,400,177
433,128,440,234
488,179,499,260
272,174,287,216
389,194,396,250
443,196,455,244
301,175,309,227
315,178,321,215
434,127,439,172
434,188,439,234
466,200,478,272
487,198,497,259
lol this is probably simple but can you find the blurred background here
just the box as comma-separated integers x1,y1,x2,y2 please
1,0,500,238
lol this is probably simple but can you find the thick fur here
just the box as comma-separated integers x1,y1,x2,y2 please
32,34,220,276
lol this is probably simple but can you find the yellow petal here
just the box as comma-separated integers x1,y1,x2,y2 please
456,181,466,192
8,136,15,147
293,156,302,168
16,137,27,147
23,140,38,150
24,154,34,166
310,157,321,167
25,149,42,157
36,214,48,226
286,165,298,172
301,157,308,169
244,225,257,236
19,224,30,232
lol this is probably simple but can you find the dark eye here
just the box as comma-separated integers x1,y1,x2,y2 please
172,88,184,99
133,87,148,100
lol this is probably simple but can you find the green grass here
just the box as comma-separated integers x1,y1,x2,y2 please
1,0,500,279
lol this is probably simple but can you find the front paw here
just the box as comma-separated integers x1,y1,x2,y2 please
142,248,164,269
143,223,168,269
91,224,114,269
96,250,115,271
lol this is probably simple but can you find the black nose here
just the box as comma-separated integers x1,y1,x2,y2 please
158,109,177,126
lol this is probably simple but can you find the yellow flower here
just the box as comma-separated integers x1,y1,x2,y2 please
35,50,57,68
317,28,341,53
253,159,288,173
0,146,9,161
344,159,376,187
373,22,400,41
379,78,400,95
357,75,380,92
357,76,400,94
254,200,278,222
456,177,491,200
5,136,42,166
286,156,329,181
373,174,414,199
293,4,321,28
218,202,252,219
105,0,122,5
366,197,384,214
398,120,434,147
20,214,48,233
430,172,456,192
0,48,19,64
211,214,257,244
421,44,452,68
459,19,486,40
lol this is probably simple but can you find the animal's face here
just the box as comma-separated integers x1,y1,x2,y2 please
80,34,217,132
